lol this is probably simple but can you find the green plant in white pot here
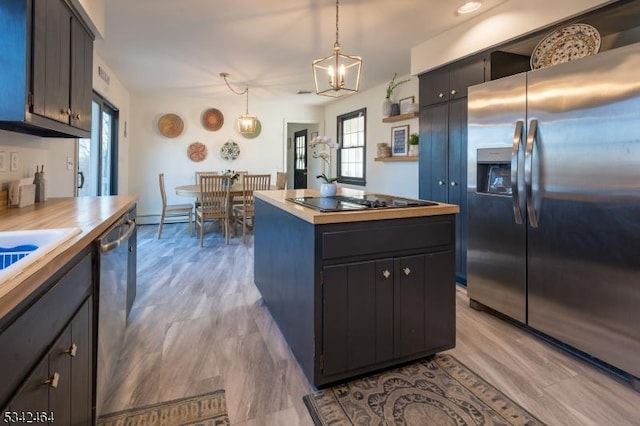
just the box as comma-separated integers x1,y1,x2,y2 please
311,135,339,196
408,133,419,156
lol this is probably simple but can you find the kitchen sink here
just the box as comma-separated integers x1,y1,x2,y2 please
0,227,81,284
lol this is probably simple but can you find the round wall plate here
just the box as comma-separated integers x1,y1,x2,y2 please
187,142,207,162
158,113,184,138
530,23,601,70
221,140,240,160
202,108,224,131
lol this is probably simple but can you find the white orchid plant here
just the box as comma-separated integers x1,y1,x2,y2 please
310,135,340,184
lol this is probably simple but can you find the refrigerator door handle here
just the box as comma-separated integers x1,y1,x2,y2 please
525,119,539,228
511,120,524,224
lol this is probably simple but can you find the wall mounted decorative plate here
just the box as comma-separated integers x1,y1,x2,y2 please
158,113,184,138
238,119,262,139
530,23,601,70
187,142,207,162
221,140,240,160
202,108,224,131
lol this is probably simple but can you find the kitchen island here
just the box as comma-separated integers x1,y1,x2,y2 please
253,188,459,387
0,196,136,423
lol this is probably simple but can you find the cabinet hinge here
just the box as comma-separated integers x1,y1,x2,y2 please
27,91,34,108
319,354,324,372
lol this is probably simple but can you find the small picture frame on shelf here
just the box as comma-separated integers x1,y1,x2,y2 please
391,125,409,156
0,151,6,172
399,96,415,114
311,131,318,140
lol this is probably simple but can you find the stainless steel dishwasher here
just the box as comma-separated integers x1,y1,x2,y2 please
95,207,136,417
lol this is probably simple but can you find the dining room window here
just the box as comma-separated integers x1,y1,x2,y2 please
337,108,366,186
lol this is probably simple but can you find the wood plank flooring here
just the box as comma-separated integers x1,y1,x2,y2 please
102,223,640,425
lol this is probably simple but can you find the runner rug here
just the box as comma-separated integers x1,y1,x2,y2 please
303,354,545,426
98,389,230,426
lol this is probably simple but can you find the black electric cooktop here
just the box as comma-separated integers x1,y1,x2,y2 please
286,194,437,212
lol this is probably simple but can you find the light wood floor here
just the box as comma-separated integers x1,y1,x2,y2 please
102,223,640,425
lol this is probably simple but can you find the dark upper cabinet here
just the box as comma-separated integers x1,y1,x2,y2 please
0,0,94,138
419,58,485,106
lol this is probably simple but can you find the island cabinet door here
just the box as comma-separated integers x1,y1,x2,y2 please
395,251,456,359
395,255,427,358
321,259,394,377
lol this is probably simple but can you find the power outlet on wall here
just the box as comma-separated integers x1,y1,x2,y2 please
66,156,74,171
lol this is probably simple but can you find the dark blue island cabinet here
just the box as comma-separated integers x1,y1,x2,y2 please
254,191,458,387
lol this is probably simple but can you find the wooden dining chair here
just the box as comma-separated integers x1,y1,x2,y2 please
158,173,193,239
194,171,219,207
196,175,230,246
232,174,271,243
275,171,287,189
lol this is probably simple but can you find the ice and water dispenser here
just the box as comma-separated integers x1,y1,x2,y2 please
476,147,512,196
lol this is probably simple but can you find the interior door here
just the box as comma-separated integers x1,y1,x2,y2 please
293,129,307,189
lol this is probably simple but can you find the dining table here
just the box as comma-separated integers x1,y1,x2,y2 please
175,183,276,238
174,183,277,198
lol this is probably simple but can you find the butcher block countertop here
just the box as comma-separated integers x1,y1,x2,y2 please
0,196,136,320
254,188,459,225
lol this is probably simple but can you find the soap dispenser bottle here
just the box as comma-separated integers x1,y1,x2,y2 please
33,165,46,203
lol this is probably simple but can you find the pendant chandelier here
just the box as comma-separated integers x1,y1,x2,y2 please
220,72,258,135
312,0,362,97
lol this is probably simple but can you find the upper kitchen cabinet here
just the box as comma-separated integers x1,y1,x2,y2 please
0,0,94,138
418,58,484,107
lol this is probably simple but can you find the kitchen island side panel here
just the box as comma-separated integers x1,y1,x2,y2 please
254,198,316,382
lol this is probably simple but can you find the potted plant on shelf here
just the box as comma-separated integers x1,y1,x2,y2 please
408,133,419,156
310,135,339,197
384,73,411,117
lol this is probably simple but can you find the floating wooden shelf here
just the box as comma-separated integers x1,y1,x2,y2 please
382,112,419,123
374,156,419,162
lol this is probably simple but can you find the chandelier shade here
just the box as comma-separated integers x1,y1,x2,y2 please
312,0,362,97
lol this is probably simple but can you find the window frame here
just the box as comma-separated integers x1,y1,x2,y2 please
337,108,366,186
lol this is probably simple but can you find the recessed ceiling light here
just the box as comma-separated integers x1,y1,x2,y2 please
458,1,482,14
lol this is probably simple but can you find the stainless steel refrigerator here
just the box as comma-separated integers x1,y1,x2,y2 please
467,42,640,383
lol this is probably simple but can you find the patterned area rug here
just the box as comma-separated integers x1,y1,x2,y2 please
303,354,545,426
98,389,230,426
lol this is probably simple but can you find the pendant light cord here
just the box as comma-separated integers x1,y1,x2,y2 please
220,72,250,114
334,0,340,48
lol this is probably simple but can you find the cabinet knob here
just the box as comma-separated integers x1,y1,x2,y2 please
451,89,458,96
403,267,411,276
44,372,60,389
382,269,391,279
73,113,81,120
65,343,77,357
59,108,69,116
438,180,445,186
450,181,458,187
438,93,444,98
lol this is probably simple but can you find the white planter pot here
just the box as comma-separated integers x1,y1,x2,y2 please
408,145,419,156
320,183,337,197
382,98,393,117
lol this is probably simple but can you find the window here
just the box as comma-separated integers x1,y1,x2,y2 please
337,108,366,186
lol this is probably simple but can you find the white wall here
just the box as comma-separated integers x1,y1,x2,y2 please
322,76,420,199
0,131,75,198
93,51,131,195
128,93,323,221
411,0,613,74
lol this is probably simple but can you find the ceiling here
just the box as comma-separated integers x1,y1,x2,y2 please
95,0,509,106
